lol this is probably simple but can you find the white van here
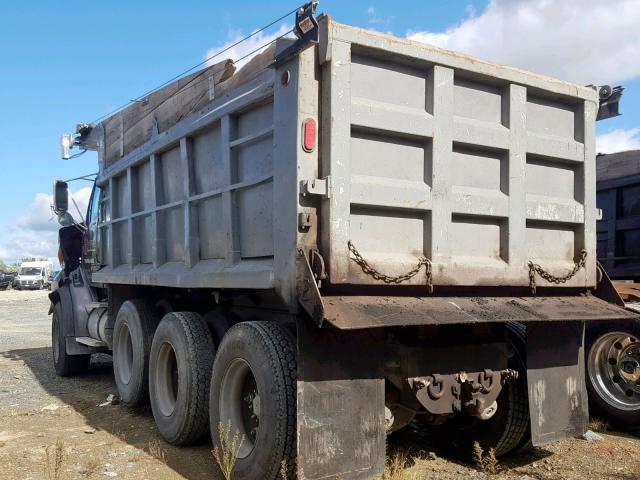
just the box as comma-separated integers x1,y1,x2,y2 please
16,261,53,290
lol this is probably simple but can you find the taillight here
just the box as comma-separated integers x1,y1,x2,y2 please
302,118,316,153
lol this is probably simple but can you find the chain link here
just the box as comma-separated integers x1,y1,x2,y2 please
528,249,587,294
347,241,433,293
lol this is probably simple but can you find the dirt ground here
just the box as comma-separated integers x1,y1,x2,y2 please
0,289,639,480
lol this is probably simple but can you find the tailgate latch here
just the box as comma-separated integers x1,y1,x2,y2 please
301,177,331,198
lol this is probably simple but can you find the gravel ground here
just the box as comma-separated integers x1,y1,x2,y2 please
0,289,639,479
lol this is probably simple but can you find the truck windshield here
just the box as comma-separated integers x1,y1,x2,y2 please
19,267,42,276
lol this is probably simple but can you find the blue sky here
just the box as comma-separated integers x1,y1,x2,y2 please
0,0,639,263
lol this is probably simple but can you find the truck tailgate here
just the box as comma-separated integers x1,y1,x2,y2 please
319,19,598,290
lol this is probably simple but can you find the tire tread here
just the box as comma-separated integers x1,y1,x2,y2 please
150,311,215,445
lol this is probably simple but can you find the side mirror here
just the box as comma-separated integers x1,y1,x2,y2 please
53,181,69,214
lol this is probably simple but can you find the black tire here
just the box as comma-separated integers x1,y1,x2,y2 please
203,310,237,347
52,302,90,376
420,322,530,458
507,323,534,455
209,321,297,480
113,300,159,407
586,319,640,428
149,312,215,445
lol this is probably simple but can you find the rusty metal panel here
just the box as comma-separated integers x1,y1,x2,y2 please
296,318,385,480
526,322,589,445
322,295,637,330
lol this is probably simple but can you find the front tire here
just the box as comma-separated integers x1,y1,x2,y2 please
586,320,640,428
149,312,215,445
52,302,90,376
113,300,159,407
209,321,297,480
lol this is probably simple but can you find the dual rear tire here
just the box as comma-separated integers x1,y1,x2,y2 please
113,301,297,478
210,322,297,480
113,300,158,406
417,322,530,458
149,312,215,445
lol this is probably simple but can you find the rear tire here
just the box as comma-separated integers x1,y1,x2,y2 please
419,322,529,458
586,319,640,428
149,312,215,445
113,300,159,407
209,321,297,480
52,302,90,376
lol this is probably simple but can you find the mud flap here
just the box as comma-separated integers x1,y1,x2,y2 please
526,321,588,445
296,317,385,480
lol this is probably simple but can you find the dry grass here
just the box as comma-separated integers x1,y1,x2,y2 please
383,451,425,480
280,460,289,480
44,439,65,480
473,441,498,476
147,440,167,464
212,421,245,480
589,417,610,433
79,458,100,477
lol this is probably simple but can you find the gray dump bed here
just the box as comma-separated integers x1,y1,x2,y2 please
91,16,599,304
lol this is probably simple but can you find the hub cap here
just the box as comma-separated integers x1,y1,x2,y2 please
588,332,640,411
155,342,179,417
220,359,260,459
115,323,134,385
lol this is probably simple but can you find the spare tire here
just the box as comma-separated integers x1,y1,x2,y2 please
209,321,297,480
113,300,159,407
149,312,215,445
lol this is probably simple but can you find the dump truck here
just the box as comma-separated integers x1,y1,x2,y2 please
588,149,640,428
50,5,637,479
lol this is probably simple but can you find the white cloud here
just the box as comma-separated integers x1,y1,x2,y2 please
407,0,640,85
0,230,58,264
204,24,293,70
596,128,640,154
0,187,92,264
16,193,59,232
366,4,394,30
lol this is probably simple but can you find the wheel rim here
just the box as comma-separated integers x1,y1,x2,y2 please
52,316,60,363
219,359,260,459
155,342,179,417
588,331,640,411
115,323,134,385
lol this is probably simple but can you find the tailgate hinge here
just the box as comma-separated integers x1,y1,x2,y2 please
301,176,331,199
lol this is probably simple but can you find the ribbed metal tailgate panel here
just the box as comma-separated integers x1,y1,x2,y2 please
319,19,599,289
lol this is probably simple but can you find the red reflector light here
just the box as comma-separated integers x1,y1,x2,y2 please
303,118,316,152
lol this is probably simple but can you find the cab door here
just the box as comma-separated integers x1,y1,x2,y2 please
83,183,103,273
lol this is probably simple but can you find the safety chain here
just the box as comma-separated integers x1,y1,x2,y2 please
528,249,587,294
347,241,433,293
